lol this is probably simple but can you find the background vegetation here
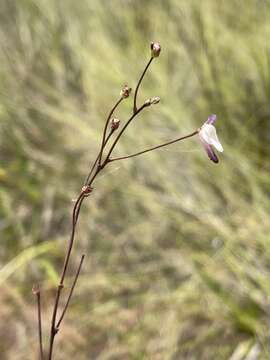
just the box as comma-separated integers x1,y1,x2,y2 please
0,0,270,359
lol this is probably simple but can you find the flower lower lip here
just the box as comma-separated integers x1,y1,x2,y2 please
205,143,219,163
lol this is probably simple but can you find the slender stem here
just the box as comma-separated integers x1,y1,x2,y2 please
98,97,123,167
34,290,44,360
133,57,153,113
48,191,86,360
60,193,85,285
103,103,148,166
56,255,85,329
84,96,123,187
84,128,114,186
109,130,199,162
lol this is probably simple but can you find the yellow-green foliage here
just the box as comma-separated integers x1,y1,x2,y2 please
0,0,270,359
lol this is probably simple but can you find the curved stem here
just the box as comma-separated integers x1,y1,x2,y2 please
103,103,148,166
109,130,198,162
98,97,123,167
133,57,153,113
84,128,114,186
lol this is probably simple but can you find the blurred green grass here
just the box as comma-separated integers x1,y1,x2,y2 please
0,0,270,359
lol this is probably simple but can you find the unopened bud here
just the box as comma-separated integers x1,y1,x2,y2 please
32,284,40,295
144,97,160,106
150,96,160,104
120,85,132,98
151,42,161,58
110,118,120,130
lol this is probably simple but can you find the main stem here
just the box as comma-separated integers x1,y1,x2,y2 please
48,191,87,359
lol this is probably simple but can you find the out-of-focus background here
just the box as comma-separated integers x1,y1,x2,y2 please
0,0,269,359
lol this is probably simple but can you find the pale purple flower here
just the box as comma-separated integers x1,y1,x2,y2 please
198,114,223,164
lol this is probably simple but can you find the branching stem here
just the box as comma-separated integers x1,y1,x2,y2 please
98,97,123,167
103,103,148,165
42,43,201,360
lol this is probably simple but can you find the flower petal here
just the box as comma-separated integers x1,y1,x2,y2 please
206,114,217,125
199,124,223,152
203,142,219,163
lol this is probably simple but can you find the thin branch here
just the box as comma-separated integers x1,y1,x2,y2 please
32,285,44,360
133,57,153,113
56,254,85,329
98,97,123,167
84,128,114,186
109,130,199,162
60,192,86,285
103,103,148,166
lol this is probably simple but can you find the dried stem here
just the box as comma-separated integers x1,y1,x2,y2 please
133,57,153,113
109,130,199,162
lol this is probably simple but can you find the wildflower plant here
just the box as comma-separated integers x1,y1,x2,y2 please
32,42,223,359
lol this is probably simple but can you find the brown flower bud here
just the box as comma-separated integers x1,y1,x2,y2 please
120,85,132,98
110,118,120,130
151,42,161,58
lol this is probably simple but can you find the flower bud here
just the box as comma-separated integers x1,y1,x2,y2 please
120,85,132,98
110,118,120,130
144,97,160,106
150,96,160,105
151,42,161,58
